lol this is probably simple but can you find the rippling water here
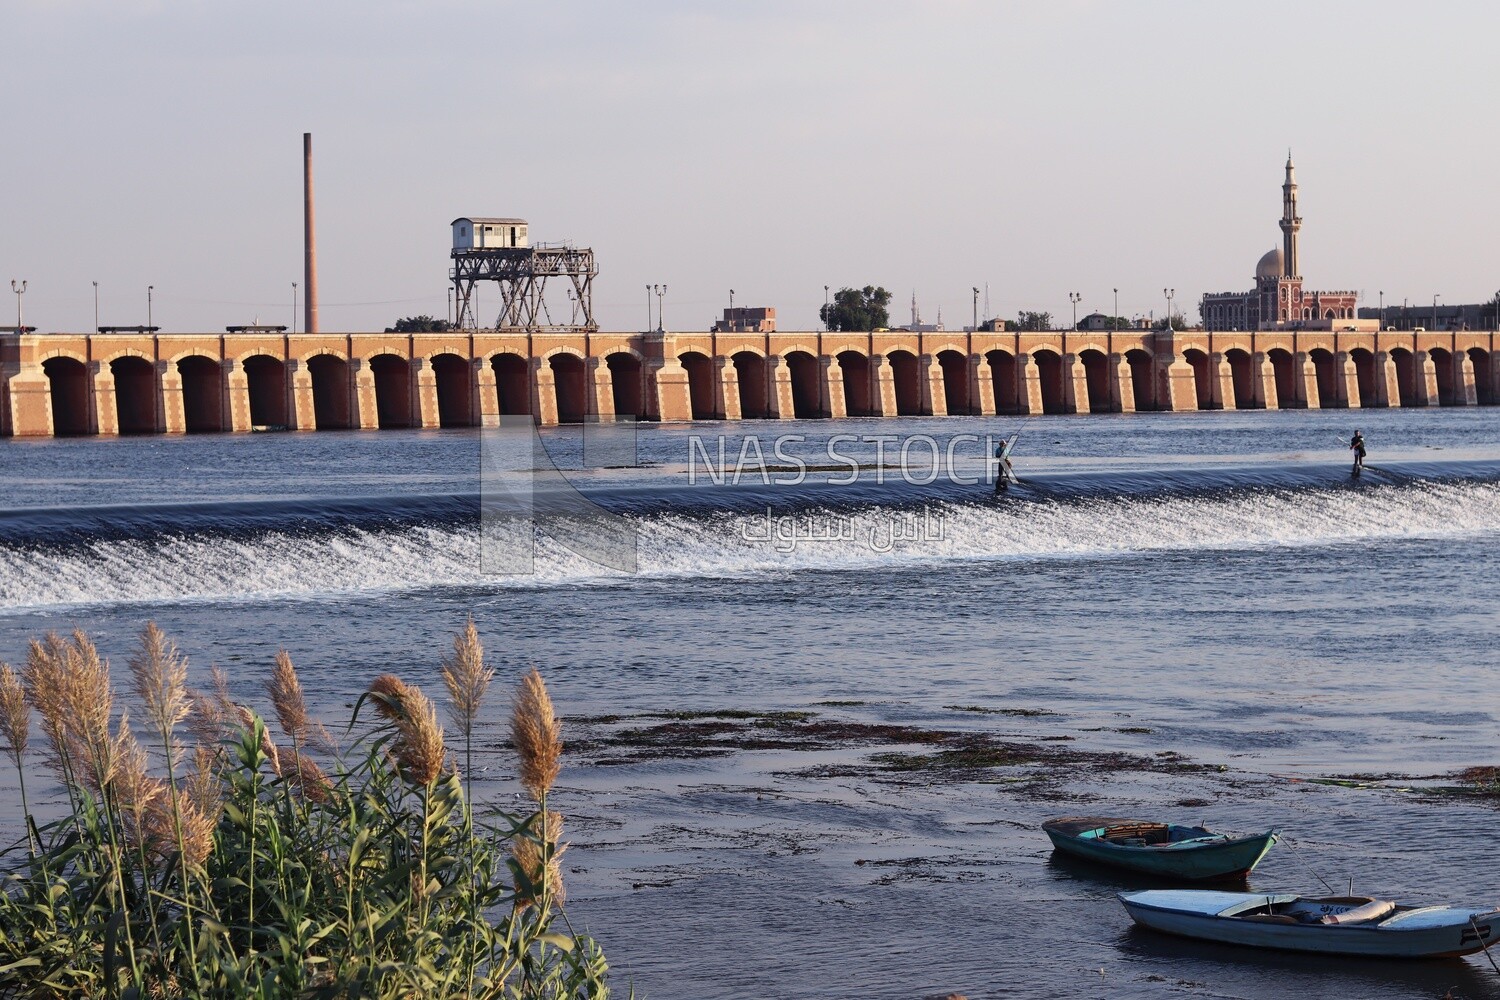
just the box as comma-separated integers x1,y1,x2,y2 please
1,408,1499,998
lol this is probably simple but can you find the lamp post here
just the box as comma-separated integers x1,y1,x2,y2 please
1163,288,1175,330
446,287,453,328
1433,294,1440,331
292,282,298,334
645,284,652,332
92,281,99,333
823,285,830,331
1113,288,1119,330
654,284,667,332
147,285,154,330
1068,291,1081,330
1378,290,1383,330
729,288,735,330
972,287,980,332
10,280,25,333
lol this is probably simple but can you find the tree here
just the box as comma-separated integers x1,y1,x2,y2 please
1155,312,1190,332
386,315,452,333
1015,311,1052,332
820,286,892,332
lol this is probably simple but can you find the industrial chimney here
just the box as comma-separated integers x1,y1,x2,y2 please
303,132,319,334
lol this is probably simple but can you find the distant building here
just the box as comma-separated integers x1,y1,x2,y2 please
1358,301,1500,332
451,217,528,251
1200,157,1360,331
901,294,943,333
712,306,776,333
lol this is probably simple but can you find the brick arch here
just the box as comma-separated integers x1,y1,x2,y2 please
592,343,645,362
173,353,227,432
715,342,766,359
98,347,153,366
41,356,93,436
822,343,868,359
540,345,586,361
39,348,90,365
299,347,352,364
163,348,224,367
232,347,288,365
777,342,819,359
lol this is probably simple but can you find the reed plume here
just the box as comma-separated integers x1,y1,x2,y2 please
111,717,167,857
24,634,73,781
441,619,494,738
367,675,445,786
511,668,561,802
60,631,118,794
268,650,332,750
234,706,283,777
512,809,566,909
129,622,189,740
0,663,28,768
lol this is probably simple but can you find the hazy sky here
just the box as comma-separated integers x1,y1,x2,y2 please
4,1,1498,334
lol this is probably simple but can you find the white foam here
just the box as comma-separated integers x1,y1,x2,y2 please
2,480,1498,613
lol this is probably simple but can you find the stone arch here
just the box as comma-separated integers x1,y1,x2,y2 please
1309,348,1341,408
110,355,158,434
678,351,717,420
1031,348,1066,415
549,352,587,424
308,354,354,429
1225,348,1257,409
364,353,408,428
1389,347,1417,407
1324,309,1336,320
1124,349,1155,411
176,355,225,433
606,352,643,417
1268,348,1299,408
732,351,769,419
1182,348,1215,410
937,349,972,415
1468,347,1493,406
837,350,872,416
986,349,1019,414
1079,348,1111,412
490,353,531,416
1349,348,1377,408
430,353,474,428
42,356,92,435
1428,347,1456,406
242,355,288,427
784,350,823,419
887,349,922,416
99,347,151,366
299,347,351,363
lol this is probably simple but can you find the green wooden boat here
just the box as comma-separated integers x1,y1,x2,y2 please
1043,816,1278,881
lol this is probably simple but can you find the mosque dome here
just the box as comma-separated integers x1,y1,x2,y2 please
1255,247,1284,280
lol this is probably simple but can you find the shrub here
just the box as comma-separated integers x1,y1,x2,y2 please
0,622,619,999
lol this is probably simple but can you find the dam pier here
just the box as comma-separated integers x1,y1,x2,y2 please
2,326,1497,437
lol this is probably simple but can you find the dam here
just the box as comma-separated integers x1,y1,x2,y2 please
1,326,1497,437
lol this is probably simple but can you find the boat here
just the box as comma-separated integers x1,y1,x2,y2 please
1042,816,1277,881
1118,889,1500,959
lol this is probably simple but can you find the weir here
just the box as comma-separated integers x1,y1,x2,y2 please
1,327,1498,437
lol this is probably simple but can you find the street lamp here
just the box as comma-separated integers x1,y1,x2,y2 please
292,282,298,334
1113,288,1119,330
10,280,25,333
824,285,830,331
972,287,980,332
147,285,154,330
1378,290,1383,330
1433,294,1440,331
92,281,100,332
729,288,735,329
1163,288,1175,330
645,284,652,332
654,284,667,332
1068,291,1082,330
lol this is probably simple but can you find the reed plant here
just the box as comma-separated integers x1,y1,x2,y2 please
0,623,619,999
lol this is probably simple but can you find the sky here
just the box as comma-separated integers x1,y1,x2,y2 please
3,0,1498,334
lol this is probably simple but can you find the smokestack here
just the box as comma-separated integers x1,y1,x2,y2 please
303,132,319,334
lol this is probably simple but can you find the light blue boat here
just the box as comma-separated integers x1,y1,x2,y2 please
1043,816,1278,881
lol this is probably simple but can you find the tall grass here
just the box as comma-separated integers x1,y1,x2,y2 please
0,623,620,999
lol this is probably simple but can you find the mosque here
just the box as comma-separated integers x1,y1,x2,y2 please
1199,156,1359,331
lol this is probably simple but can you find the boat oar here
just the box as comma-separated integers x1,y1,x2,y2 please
1470,915,1500,975
1280,836,1338,895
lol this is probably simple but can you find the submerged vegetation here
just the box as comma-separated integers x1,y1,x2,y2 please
0,622,618,999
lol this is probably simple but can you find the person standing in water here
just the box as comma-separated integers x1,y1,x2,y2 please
1349,430,1366,474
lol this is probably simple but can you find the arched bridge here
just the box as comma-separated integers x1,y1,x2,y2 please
2,327,1496,436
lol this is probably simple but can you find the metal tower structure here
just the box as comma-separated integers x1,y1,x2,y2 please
451,244,598,331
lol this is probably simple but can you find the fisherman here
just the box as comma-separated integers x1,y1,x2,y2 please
994,440,1014,492
1349,429,1366,474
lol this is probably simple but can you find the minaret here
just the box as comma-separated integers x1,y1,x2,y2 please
1279,152,1301,279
